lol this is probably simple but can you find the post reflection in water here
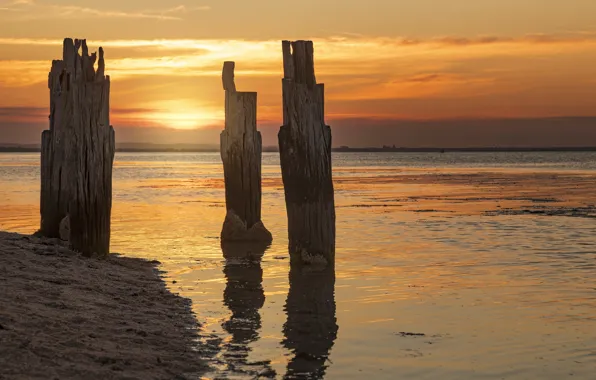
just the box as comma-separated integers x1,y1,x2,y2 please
220,241,276,378
282,265,338,379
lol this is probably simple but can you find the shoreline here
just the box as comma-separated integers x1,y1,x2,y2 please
0,231,205,379
2,146,596,153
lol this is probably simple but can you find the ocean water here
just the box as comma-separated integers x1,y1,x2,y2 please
1,151,596,379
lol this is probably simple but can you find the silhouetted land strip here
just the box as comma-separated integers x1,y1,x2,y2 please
333,146,596,153
0,231,205,379
3,145,596,153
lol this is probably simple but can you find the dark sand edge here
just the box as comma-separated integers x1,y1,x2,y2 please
0,231,206,380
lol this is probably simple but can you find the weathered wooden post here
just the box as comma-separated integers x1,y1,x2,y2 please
220,61,272,242
278,40,335,265
40,38,115,257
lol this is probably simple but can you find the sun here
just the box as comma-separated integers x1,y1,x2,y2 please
116,100,223,130
144,109,221,130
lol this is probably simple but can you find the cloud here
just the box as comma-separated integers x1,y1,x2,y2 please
2,33,596,127
2,31,596,49
0,60,50,87
0,105,222,130
2,32,595,80
0,106,45,119
403,74,442,83
0,0,209,21
0,106,183,119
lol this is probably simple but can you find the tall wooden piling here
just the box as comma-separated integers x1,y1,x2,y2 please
278,40,335,265
220,62,272,242
40,38,115,257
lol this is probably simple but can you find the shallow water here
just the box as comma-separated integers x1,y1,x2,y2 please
1,152,596,379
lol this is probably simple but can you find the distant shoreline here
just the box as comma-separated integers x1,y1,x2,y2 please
2,146,596,153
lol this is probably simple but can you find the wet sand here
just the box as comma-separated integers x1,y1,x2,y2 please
0,232,204,380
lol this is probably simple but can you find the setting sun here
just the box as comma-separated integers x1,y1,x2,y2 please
115,100,223,130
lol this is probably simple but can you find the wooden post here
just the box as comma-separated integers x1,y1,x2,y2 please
220,62,272,242
40,38,115,257
278,40,335,265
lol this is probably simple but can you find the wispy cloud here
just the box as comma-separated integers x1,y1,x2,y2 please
0,106,45,118
2,32,596,49
404,74,443,83
1,33,595,87
0,0,209,21
1,31,595,80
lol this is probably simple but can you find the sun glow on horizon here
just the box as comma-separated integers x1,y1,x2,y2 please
114,100,223,130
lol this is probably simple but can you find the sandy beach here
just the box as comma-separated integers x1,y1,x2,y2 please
0,231,205,380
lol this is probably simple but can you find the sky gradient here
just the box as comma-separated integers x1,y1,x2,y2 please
1,0,596,147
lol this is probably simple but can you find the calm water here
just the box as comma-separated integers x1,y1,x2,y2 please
1,152,596,379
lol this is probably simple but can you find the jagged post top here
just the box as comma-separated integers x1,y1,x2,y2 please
222,61,236,93
282,40,316,87
52,38,107,84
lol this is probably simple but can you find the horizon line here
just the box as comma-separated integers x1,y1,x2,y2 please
2,145,596,153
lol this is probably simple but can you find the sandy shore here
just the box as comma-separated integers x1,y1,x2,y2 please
0,231,205,380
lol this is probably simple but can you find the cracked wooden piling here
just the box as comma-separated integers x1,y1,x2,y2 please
278,40,336,266
40,38,115,257
220,62,272,243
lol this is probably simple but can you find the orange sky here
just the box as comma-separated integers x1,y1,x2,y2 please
1,0,596,146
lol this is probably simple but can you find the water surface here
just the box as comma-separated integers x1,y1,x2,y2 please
1,152,595,379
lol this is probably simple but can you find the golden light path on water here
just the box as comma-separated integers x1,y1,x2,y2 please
1,152,596,379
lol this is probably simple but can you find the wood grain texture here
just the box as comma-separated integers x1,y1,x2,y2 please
40,38,115,257
278,40,336,265
220,62,271,242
